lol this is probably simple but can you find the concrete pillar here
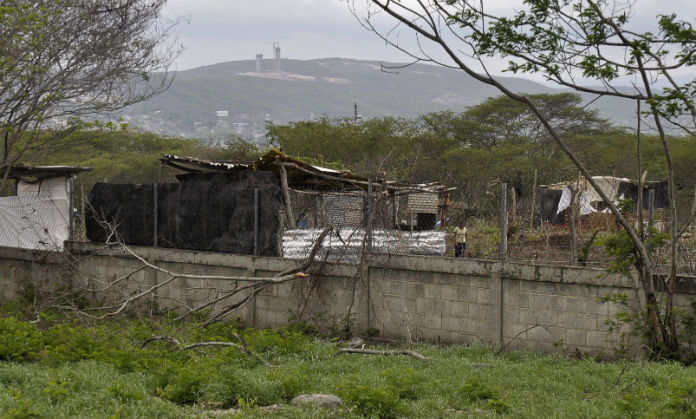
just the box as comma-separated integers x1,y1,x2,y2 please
490,262,503,345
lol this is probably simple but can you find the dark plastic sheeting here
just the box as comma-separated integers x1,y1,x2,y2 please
87,171,281,256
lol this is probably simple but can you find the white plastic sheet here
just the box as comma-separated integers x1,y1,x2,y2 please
0,177,70,250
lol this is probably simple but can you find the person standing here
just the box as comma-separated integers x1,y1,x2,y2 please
452,223,467,257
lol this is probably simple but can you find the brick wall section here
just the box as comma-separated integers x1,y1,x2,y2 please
323,194,364,227
2,242,695,357
406,193,438,213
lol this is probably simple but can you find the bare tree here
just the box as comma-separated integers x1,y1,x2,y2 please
351,0,696,359
0,0,181,176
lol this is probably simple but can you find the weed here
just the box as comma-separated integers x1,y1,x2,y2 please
338,374,403,419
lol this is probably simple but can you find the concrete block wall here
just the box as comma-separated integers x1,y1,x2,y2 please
1,242,695,357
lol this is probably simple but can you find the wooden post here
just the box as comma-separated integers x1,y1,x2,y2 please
569,186,578,266
153,182,158,247
648,188,655,227
510,186,517,226
367,179,373,252
530,169,537,229
639,170,648,238
253,188,259,256
278,163,294,229
68,177,75,241
313,195,319,228
80,183,86,241
637,99,643,239
500,183,507,261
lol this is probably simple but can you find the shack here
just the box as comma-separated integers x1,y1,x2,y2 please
539,176,669,229
0,165,91,250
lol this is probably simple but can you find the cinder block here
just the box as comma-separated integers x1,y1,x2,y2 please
503,277,520,292
424,312,442,329
423,283,439,299
466,276,490,289
577,313,599,330
460,318,479,334
443,300,468,317
503,322,530,339
468,303,487,319
389,280,406,296
546,326,566,343
586,331,609,348
475,319,493,335
416,297,433,313
586,301,610,316
520,280,557,295
441,315,460,331
373,308,391,323
383,294,417,313
401,282,426,298
475,288,492,304
564,283,597,298
526,325,551,341
565,329,586,346
457,285,476,303
562,296,588,313
528,293,563,311
558,312,577,328
504,290,529,308
433,284,455,300
517,308,538,325
502,307,519,323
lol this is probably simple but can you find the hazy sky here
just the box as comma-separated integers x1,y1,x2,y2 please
163,0,695,74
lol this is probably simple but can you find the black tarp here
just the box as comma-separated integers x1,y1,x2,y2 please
87,171,281,256
538,188,566,224
617,180,670,209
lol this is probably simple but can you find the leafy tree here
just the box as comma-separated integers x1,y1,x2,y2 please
354,0,696,359
0,0,180,178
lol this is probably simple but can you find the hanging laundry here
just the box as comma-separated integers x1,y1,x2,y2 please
556,185,572,214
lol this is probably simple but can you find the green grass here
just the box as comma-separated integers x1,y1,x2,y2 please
1,310,696,419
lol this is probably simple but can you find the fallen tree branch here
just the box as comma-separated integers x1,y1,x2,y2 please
338,347,429,361
140,335,181,349
197,225,334,325
496,324,546,356
140,335,274,367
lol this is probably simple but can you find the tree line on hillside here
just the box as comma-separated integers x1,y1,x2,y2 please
268,93,696,217
10,92,696,219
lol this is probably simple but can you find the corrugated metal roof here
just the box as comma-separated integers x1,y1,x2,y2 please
161,149,454,194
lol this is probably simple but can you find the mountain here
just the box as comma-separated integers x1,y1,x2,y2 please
120,58,664,142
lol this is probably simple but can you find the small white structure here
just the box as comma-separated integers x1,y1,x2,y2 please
0,166,90,251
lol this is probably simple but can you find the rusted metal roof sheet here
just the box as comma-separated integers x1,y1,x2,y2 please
161,149,453,195
5,164,92,179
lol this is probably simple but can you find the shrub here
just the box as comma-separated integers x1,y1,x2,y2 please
160,364,212,405
458,376,496,401
380,368,424,400
338,375,402,419
0,317,42,361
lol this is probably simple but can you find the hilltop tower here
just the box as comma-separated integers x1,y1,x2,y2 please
273,42,280,72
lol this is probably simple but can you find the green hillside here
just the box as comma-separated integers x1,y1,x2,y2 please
120,58,650,141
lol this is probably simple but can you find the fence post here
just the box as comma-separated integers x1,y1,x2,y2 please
68,177,75,241
648,188,655,227
367,179,373,252
500,182,507,261
254,188,259,256
153,183,158,248
530,169,537,229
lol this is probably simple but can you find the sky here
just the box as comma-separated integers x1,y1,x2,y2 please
162,0,695,78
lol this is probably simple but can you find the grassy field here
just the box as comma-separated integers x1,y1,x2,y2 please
1,307,695,419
